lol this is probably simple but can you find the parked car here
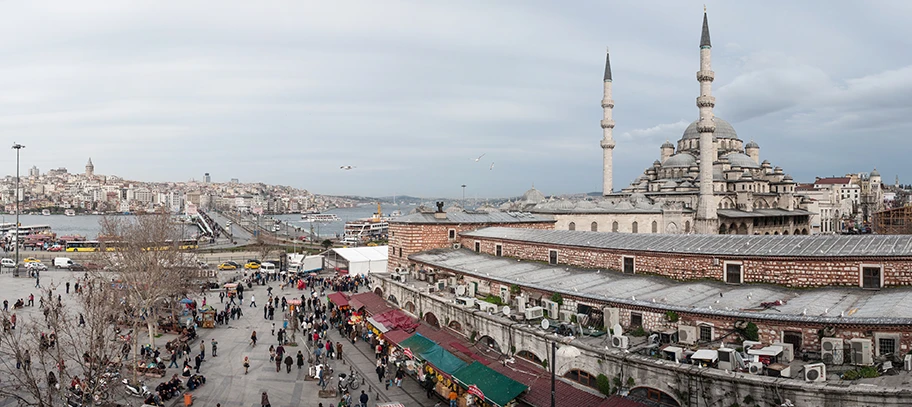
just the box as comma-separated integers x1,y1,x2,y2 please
48,245,63,252
69,263,88,272
244,260,261,270
83,262,104,271
26,262,48,272
1,258,15,268
23,257,41,263
218,263,237,270
226,261,241,268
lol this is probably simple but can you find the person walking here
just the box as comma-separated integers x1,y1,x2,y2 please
336,341,343,360
211,339,218,357
274,355,282,373
375,363,385,384
243,356,250,374
250,330,258,347
448,389,458,407
296,351,304,369
261,391,271,407
65,282,70,294
194,353,202,373
283,355,293,373
250,294,256,308
168,349,179,368
199,340,205,360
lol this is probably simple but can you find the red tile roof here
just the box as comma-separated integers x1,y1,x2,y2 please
348,292,394,315
327,291,349,308
596,396,651,407
487,357,607,407
815,177,851,185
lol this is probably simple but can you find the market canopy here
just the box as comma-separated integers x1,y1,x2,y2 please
397,333,437,356
419,345,467,376
348,292,393,315
367,309,418,333
453,361,528,407
327,292,349,308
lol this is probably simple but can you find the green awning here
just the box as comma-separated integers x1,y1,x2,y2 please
398,333,437,356
419,345,467,375
453,362,528,407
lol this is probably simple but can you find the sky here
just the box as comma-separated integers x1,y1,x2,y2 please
1,1,910,198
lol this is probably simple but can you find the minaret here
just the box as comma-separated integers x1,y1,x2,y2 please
601,48,616,195
85,157,94,178
694,10,719,233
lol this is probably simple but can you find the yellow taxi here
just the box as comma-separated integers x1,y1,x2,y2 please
217,262,237,270
23,257,41,263
244,260,261,270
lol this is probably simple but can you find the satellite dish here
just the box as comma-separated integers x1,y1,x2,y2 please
541,319,550,330
502,306,511,316
455,286,466,296
613,323,624,337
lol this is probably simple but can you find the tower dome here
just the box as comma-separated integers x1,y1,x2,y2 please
871,168,881,177
681,117,738,140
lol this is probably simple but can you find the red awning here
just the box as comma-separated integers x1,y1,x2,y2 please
327,292,350,308
384,329,412,345
348,292,393,315
369,309,418,332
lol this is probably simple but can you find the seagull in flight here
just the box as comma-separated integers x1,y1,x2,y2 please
340,165,356,170
489,162,495,170
472,153,486,162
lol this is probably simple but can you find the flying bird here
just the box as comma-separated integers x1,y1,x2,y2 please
489,162,495,170
472,153,486,162
340,166,356,170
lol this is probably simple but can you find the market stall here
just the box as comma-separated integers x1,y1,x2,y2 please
452,361,527,407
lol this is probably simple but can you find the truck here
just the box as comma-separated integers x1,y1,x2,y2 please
287,253,323,274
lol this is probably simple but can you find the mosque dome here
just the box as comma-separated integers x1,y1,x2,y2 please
575,200,597,210
871,168,880,177
681,117,739,140
521,187,545,203
722,152,760,168
661,140,675,149
663,153,697,168
745,140,759,149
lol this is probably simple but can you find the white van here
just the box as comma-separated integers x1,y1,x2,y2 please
54,257,74,269
1,258,15,268
260,262,277,274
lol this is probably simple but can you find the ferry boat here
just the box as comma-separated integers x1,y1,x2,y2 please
342,203,389,243
64,209,76,217
301,213,340,222
41,209,51,216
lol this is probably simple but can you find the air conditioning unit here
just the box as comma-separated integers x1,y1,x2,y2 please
804,363,826,382
849,338,873,366
453,243,461,249
559,310,575,323
436,281,446,291
603,307,619,329
772,342,794,363
821,337,843,365
775,365,792,378
542,299,559,319
748,361,764,375
742,340,762,352
455,297,475,308
904,354,912,371
663,346,684,363
718,348,736,371
678,325,697,345
515,295,526,313
524,306,545,320
477,301,499,313
611,335,629,349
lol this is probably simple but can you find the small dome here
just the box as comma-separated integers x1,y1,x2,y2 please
663,153,697,168
575,200,597,210
554,200,575,211
681,117,739,140
871,168,880,177
521,187,545,204
663,179,678,188
661,140,675,149
653,160,662,167
745,140,759,149
445,204,464,213
722,152,760,169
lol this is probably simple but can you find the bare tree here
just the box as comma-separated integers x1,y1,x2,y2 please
0,282,124,407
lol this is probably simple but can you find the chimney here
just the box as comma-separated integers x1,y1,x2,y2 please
434,201,447,219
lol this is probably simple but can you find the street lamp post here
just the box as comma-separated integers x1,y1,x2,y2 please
12,143,24,277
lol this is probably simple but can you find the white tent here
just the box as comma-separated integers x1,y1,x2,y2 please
327,246,388,276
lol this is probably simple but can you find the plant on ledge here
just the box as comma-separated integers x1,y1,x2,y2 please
510,284,521,295
665,311,679,322
483,295,504,306
550,292,563,306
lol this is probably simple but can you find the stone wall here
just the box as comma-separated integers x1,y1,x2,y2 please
459,235,912,288
375,276,912,407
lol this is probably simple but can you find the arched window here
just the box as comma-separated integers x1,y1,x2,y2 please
631,221,638,233
568,222,576,231
685,221,691,233
564,369,597,389
516,350,541,364
651,221,658,233
590,222,598,232
612,221,619,232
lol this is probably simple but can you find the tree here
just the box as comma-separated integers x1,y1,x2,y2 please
0,284,124,407
321,239,333,250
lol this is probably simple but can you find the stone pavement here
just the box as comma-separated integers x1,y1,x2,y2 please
0,269,439,407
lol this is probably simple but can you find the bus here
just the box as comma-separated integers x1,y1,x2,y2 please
66,239,198,252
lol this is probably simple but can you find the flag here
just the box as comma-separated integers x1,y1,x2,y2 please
403,348,413,358
467,384,484,400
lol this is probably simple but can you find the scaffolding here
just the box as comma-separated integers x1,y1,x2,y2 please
872,206,912,235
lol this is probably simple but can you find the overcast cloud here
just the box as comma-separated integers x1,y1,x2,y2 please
0,1,908,197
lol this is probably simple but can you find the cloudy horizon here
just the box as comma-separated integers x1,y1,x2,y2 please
0,1,908,198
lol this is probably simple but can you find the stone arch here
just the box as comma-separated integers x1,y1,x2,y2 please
738,223,748,235
764,232,770,235
562,368,599,389
651,220,658,233
387,294,399,306
774,231,780,235
665,222,678,234
729,223,738,235
590,222,598,232
423,312,440,328
515,349,542,364
794,229,801,235
628,387,681,406
632,221,638,233
783,230,789,235
568,222,576,231
612,221,619,232
476,335,502,353
374,287,383,297
404,301,416,314
719,223,728,234
447,320,462,333
802,228,809,235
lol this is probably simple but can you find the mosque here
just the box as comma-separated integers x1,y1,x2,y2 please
500,12,813,235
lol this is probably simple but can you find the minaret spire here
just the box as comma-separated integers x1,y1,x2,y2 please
601,47,616,195
694,9,718,233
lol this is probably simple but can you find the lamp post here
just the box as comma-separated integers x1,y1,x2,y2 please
12,143,24,277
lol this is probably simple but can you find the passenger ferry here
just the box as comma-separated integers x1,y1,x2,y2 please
300,213,340,222
41,209,51,216
342,203,389,243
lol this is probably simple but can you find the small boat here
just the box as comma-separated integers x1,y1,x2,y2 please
301,213,340,222
41,209,51,216
64,209,76,217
